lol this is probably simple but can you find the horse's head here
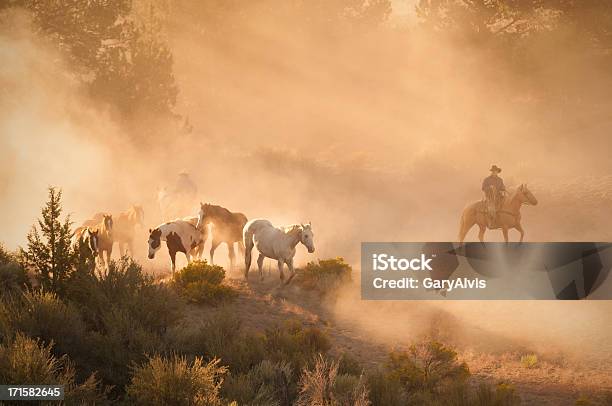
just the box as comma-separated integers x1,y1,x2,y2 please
88,228,99,256
300,222,315,253
518,184,538,206
103,214,113,230
148,228,162,259
196,202,209,230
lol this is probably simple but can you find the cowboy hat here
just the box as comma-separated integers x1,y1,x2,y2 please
490,165,502,173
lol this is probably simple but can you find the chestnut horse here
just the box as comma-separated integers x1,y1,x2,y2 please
458,184,538,243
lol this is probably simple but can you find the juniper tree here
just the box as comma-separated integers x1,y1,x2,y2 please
21,187,75,292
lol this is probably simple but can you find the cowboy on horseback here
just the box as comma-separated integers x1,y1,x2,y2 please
482,165,506,228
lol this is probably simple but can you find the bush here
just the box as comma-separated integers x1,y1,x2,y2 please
168,310,267,374
82,308,167,392
0,243,13,266
173,261,237,305
296,355,369,406
386,341,470,395
0,333,108,404
574,397,593,406
0,244,29,296
35,258,182,395
475,383,521,406
10,291,88,359
223,360,296,406
366,371,407,406
0,262,29,296
338,352,362,376
167,310,266,373
66,258,182,334
265,319,331,371
126,354,227,406
297,258,352,294
520,354,538,369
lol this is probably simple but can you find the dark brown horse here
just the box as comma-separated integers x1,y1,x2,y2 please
196,203,247,268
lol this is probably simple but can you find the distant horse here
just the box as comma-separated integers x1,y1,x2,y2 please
72,227,99,266
243,219,315,284
196,203,248,268
147,219,204,272
85,205,144,256
81,214,113,267
458,184,538,243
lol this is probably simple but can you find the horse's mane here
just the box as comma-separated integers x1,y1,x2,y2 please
204,204,233,217
281,224,303,235
98,216,112,234
506,185,526,202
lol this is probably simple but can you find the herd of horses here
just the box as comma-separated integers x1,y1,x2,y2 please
72,184,537,283
72,202,316,284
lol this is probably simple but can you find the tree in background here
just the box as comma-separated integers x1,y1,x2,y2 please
416,0,612,50
4,0,178,122
20,187,75,293
415,0,557,44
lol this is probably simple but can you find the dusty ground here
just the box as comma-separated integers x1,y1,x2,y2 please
174,268,612,406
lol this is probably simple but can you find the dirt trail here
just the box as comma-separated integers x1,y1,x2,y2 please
180,270,612,405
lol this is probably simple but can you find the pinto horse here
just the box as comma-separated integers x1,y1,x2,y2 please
243,219,315,284
147,219,204,272
72,227,99,267
458,184,538,243
196,203,247,269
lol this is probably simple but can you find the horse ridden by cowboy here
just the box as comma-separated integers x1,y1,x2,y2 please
482,165,506,228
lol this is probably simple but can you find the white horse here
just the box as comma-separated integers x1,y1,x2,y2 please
147,220,204,272
243,219,315,284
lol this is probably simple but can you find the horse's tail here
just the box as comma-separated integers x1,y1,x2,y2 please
242,221,255,277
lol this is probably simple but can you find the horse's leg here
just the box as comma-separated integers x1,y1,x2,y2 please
244,247,252,280
459,220,474,244
257,253,265,281
238,241,245,259
98,247,105,268
169,250,177,273
277,259,285,283
107,245,113,268
501,227,509,243
477,225,486,243
210,239,221,265
196,242,204,260
285,258,296,285
228,242,236,270
516,223,524,243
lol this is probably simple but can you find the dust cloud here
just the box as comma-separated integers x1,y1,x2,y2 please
1,3,611,366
